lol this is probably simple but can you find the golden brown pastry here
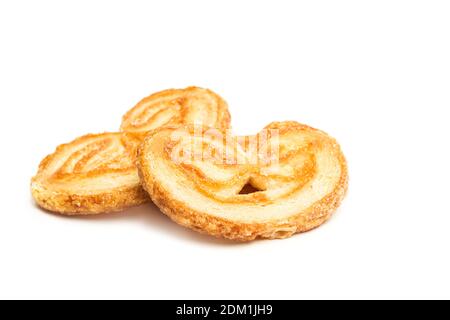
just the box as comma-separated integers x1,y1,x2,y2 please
121,86,230,136
31,86,231,215
137,121,348,241
31,132,148,215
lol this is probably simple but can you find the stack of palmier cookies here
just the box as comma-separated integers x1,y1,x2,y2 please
31,87,347,241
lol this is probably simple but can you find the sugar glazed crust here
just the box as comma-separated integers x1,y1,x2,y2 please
138,122,348,241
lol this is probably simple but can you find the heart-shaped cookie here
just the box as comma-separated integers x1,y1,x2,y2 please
138,121,348,241
121,86,230,136
31,132,148,214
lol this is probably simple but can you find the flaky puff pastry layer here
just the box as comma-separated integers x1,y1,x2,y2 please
138,122,348,241
31,132,149,215
31,87,231,215
121,86,231,136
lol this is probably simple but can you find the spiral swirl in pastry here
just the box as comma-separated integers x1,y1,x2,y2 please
31,132,149,214
121,86,230,135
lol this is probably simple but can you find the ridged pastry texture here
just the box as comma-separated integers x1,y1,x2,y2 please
121,86,231,135
31,132,149,214
138,122,348,241
31,87,231,215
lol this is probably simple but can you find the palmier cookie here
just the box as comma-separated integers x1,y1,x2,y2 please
31,87,231,215
121,86,231,136
31,132,149,215
137,122,348,241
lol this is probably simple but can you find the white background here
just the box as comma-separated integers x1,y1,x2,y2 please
0,1,449,300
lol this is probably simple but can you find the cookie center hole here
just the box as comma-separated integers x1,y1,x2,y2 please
238,182,264,195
